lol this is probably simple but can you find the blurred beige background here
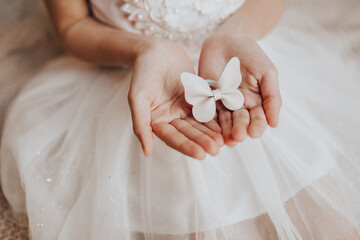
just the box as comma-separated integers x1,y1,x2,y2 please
0,0,359,239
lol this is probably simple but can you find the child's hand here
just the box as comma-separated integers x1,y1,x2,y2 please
199,33,282,146
128,39,223,159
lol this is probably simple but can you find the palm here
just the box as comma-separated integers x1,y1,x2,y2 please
200,34,282,146
215,78,264,146
129,41,223,159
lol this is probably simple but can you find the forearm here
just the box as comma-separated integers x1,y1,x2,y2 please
44,0,156,67
61,17,158,67
215,0,285,40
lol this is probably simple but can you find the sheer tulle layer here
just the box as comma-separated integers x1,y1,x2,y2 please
1,16,360,240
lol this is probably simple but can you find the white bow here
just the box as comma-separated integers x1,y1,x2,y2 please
181,57,244,122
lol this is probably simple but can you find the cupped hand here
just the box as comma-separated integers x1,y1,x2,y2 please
198,33,282,146
128,39,223,159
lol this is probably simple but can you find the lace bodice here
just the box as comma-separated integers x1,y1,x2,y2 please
91,0,245,46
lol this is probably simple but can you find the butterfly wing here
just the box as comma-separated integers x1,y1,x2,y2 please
192,98,216,123
181,72,213,105
181,72,216,122
217,57,242,92
221,89,244,110
217,57,244,110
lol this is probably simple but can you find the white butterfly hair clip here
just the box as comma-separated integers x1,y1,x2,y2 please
181,57,244,122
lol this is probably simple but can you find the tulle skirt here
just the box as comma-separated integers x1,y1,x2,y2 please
1,12,360,240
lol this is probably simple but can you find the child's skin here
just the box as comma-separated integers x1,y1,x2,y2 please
44,0,284,159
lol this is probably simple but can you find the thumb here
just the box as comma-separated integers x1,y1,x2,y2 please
128,92,154,156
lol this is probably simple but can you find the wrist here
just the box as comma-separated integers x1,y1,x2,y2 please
133,37,186,68
133,37,172,61
202,31,257,56
208,30,255,45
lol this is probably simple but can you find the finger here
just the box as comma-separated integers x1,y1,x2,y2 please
152,122,206,160
204,120,222,134
128,93,154,156
248,105,268,138
172,119,220,156
219,110,237,147
184,117,224,146
260,69,282,127
232,108,250,142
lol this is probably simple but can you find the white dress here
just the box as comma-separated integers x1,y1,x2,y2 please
1,0,360,239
